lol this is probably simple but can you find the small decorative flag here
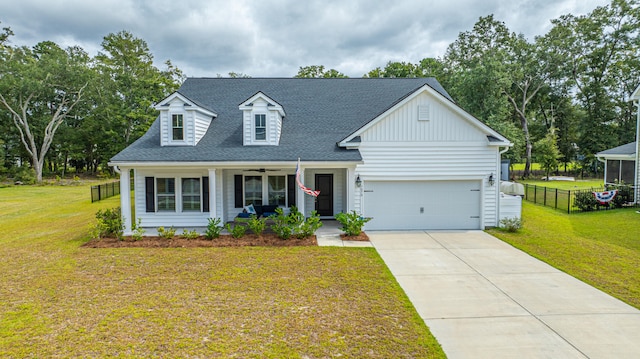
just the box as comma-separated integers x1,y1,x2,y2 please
296,158,320,197
592,190,618,205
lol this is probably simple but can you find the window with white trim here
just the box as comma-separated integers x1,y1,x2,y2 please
268,176,286,206
157,178,176,211
182,178,201,211
172,114,184,141
254,114,266,141
245,176,263,205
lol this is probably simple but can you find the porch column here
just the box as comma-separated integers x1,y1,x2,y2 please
119,167,132,235
208,169,217,219
296,166,305,215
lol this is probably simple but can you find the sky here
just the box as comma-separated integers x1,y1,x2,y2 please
0,0,610,78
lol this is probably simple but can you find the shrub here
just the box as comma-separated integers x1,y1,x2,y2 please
499,217,522,232
296,210,323,238
269,207,323,239
95,207,123,239
182,229,199,239
247,215,267,236
157,226,176,239
574,191,599,212
270,208,293,240
335,211,371,236
13,167,36,185
205,217,223,239
225,223,246,239
607,183,633,209
131,218,145,241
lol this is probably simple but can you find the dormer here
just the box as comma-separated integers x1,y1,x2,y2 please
239,92,285,146
154,92,217,146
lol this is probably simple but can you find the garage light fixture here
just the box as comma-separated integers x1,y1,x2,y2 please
488,173,495,186
355,175,362,187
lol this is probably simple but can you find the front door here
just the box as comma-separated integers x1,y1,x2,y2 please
315,174,333,216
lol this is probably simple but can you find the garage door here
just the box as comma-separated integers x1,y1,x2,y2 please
363,180,481,230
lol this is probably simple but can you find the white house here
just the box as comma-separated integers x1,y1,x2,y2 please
596,83,640,204
109,78,512,234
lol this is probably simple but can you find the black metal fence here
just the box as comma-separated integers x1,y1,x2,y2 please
523,184,637,213
91,181,120,203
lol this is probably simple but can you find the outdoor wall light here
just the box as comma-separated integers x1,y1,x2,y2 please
355,175,362,187
488,173,495,186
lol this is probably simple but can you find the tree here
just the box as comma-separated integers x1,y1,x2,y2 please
443,16,524,168
534,129,562,179
219,72,251,78
295,65,347,78
0,41,90,182
91,31,183,170
364,61,420,78
546,0,640,161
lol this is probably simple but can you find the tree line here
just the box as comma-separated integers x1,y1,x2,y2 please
0,28,183,182
1,0,638,183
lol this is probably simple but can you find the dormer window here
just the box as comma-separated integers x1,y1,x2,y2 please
239,92,285,146
172,114,184,141
255,114,266,141
154,92,217,147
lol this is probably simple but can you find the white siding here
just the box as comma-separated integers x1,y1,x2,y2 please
241,98,283,146
159,111,169,145
134,169,211,228
355,91,502,227
362,92,487,143
159,97,213,146
193,111,212,144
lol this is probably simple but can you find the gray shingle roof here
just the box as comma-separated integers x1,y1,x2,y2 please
597,142,636,157
110,77,454,163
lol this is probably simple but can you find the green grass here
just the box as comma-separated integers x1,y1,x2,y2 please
488,202,640,309
0,184,444,358
518,179,603,191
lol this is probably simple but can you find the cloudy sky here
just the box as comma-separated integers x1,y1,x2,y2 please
1,0,609,78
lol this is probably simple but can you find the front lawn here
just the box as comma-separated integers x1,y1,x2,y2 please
517,179,603,190
488,202,640,309
0,184,444,358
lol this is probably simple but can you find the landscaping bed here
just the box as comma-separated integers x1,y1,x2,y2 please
84,233,317,248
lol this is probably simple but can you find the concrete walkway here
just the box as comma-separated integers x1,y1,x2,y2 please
367,230,640,359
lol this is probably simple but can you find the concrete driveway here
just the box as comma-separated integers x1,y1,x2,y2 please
368,230,640,359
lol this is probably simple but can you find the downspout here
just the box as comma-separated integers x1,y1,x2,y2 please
113,165,121,175
635,100,640,204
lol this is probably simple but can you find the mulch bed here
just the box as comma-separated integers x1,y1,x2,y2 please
340,232,370,241
83,233,317,248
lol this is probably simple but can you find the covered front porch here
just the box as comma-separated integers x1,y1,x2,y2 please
115,162,359,235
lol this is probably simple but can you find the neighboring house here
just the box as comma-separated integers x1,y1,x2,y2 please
596,141,637,187
109,78,512,234
597,82,640,204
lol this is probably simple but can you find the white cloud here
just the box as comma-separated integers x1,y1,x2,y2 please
0,0,611,78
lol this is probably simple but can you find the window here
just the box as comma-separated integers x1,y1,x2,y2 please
255,114,266,141
182,178,201,211
172,114,184,141
268,176,286,206
157,178,175,211
245,176,263,205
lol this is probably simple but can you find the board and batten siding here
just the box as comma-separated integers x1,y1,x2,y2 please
355,91,502,227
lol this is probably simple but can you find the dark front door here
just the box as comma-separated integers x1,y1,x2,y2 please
315,174,333,216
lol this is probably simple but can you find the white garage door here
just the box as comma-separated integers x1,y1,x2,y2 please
363,180,482,230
